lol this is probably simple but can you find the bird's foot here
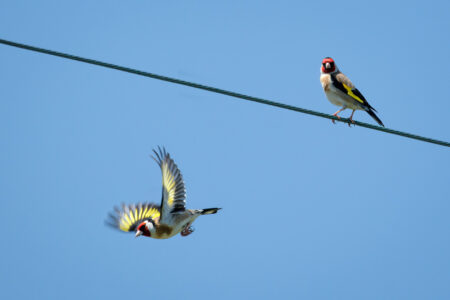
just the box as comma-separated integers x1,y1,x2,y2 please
332,113,341,124
347,110,356,127
181,224,194,237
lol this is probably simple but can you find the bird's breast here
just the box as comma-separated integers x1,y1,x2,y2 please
320,74,331,92
325,89,347,107
152,214,198,239
151,224,173,239
324,85,363,110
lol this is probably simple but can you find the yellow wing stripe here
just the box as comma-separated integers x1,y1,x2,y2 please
141,206,149,219
130,209,136,224
120,215,132,231
117,205,161,232
124,213,132,226
138,206,143,220
120,222,129,231
162,163,176,206
343,83,364,104
149,208,159,218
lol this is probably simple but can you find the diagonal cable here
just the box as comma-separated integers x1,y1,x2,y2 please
0,38,448,148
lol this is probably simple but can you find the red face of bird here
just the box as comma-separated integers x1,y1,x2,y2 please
135,220,152,238
321,57,336,73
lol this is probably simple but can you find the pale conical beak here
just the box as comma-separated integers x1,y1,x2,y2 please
325,62,331,69
135,230,143,238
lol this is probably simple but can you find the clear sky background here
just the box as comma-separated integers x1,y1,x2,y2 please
1,1,449,299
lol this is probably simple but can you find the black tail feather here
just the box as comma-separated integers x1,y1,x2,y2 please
200,208,221,215
366,109,384,127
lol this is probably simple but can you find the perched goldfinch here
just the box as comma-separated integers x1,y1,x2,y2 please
320,57,384,126
106,147,221,239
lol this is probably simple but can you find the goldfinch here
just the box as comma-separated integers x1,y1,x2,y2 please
320,57,384,126
106,147,221,239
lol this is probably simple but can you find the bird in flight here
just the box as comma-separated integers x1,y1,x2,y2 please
106,147,221,239
320,57,384,127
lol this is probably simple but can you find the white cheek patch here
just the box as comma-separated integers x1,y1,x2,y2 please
146,222,154,230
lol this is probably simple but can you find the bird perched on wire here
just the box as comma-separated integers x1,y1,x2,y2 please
320,57,384,127
106,147,221,239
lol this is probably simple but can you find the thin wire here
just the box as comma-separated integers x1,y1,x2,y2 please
0,38,448,148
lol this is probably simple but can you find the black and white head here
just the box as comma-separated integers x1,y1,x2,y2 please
135,220,155,238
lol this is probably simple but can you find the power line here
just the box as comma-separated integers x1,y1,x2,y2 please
0,38,448,148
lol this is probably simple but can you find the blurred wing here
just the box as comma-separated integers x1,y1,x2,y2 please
106,203,160,232
152,147,186,223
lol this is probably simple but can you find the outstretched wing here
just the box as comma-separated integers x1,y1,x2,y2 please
331,73,374,110
152,147,186,223
106,203,161,232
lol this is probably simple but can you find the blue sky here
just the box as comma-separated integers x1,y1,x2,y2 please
1,1,449,299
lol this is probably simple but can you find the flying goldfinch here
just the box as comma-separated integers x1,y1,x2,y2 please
106,147,221,239
320,57,384,126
